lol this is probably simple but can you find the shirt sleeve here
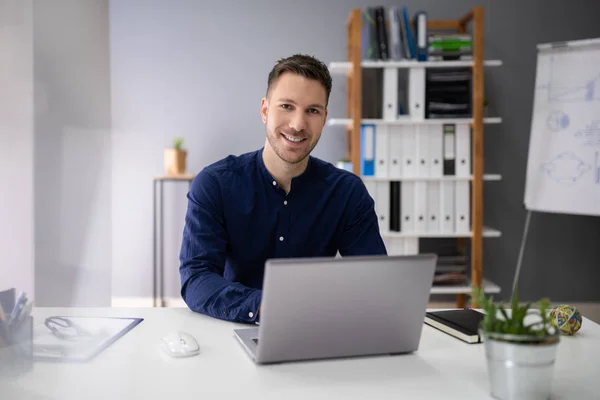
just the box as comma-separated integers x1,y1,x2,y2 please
179,168,261,323
338,175,388,256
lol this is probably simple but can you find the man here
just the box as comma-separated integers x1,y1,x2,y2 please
179,54,387,323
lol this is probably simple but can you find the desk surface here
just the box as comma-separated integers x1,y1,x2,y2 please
2,307,599,400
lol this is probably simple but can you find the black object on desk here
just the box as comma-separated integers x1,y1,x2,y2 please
153,174,195,307
424,308,484,344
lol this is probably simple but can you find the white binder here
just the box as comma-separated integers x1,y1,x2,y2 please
429,124,444,178
440,180,455,233
400,181,414,233
375,124,390,178
427,181,440,233
416,125,429,177
401,125,417,178
455,123,471,177
388,126,403,179
383,68,398,120
414,181,427,233
375,181,390,233
408,68,425,120
455,181,470,233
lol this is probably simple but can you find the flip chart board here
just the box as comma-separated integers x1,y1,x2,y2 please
524,38,600,216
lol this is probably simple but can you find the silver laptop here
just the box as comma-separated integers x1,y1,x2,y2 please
233,254,437,364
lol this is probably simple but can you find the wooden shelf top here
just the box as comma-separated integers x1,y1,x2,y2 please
153,174,195,181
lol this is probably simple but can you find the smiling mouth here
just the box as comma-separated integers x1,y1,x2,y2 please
281,133,306,143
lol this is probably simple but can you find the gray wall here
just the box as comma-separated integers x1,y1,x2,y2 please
108,0,600,304
482,1,600,302
33,0,111,306
0,0,34,296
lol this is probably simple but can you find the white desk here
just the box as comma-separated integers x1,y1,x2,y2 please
1,307,599,400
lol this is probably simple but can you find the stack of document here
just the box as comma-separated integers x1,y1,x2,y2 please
428,33,473,61
425,69,472,119
33,315,143,362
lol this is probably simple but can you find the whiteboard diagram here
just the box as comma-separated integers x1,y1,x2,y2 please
537,56,600,103
596,152,600,184
541,151,591,184
546,110,570,131
574,120,600,146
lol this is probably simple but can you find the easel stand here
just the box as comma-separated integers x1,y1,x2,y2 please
512,209,533,298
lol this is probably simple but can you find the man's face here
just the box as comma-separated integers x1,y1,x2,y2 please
261,72,328,165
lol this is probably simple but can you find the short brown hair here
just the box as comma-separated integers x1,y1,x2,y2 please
266,54,332,106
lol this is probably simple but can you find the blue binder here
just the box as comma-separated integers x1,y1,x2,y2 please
402,6,416,59
360,124,376,176
413,11,428,61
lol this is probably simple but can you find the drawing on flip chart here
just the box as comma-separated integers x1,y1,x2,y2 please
537,56,600,103
541,151,592,184
574,120,600,146
546,110,570,131
596,151,600,184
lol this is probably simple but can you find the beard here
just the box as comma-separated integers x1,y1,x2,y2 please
265,127,319,165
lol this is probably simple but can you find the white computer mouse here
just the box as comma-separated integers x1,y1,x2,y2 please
160,331,200,358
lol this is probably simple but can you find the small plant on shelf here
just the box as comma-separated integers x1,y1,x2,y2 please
164,136,187,176
173,137,184,151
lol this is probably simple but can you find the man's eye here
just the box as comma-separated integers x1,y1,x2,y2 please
280,104,291,110
308,108,319,114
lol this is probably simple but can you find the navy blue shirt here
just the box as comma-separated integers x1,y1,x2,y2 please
179,147,387,323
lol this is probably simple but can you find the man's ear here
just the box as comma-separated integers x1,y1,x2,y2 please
260,97,268,124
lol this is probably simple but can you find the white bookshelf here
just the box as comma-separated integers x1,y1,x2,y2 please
329,59,503,73
380,226,501,239
328,117,502,126
362,175,502,182
336,7,501,304
430,278,501,295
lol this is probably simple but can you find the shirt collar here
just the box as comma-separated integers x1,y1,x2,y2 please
257,147,315,192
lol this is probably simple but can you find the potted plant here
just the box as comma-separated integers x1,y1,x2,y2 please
471,286,560,400
164,137,187,175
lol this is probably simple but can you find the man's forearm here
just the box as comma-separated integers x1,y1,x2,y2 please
180,265,261,323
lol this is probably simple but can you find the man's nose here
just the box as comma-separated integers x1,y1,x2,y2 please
289,111,307,132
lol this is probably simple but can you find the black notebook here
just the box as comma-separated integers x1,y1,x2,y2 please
424,309,484,344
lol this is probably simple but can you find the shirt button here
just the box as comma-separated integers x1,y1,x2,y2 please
279,236,284,241
283,200,288,205
249,312,254,318
272,180,276,186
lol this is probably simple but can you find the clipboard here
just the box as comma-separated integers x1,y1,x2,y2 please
33,316,143,362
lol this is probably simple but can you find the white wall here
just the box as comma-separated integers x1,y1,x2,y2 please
33,0,112,306
0,0,34,296
108,0,353,303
